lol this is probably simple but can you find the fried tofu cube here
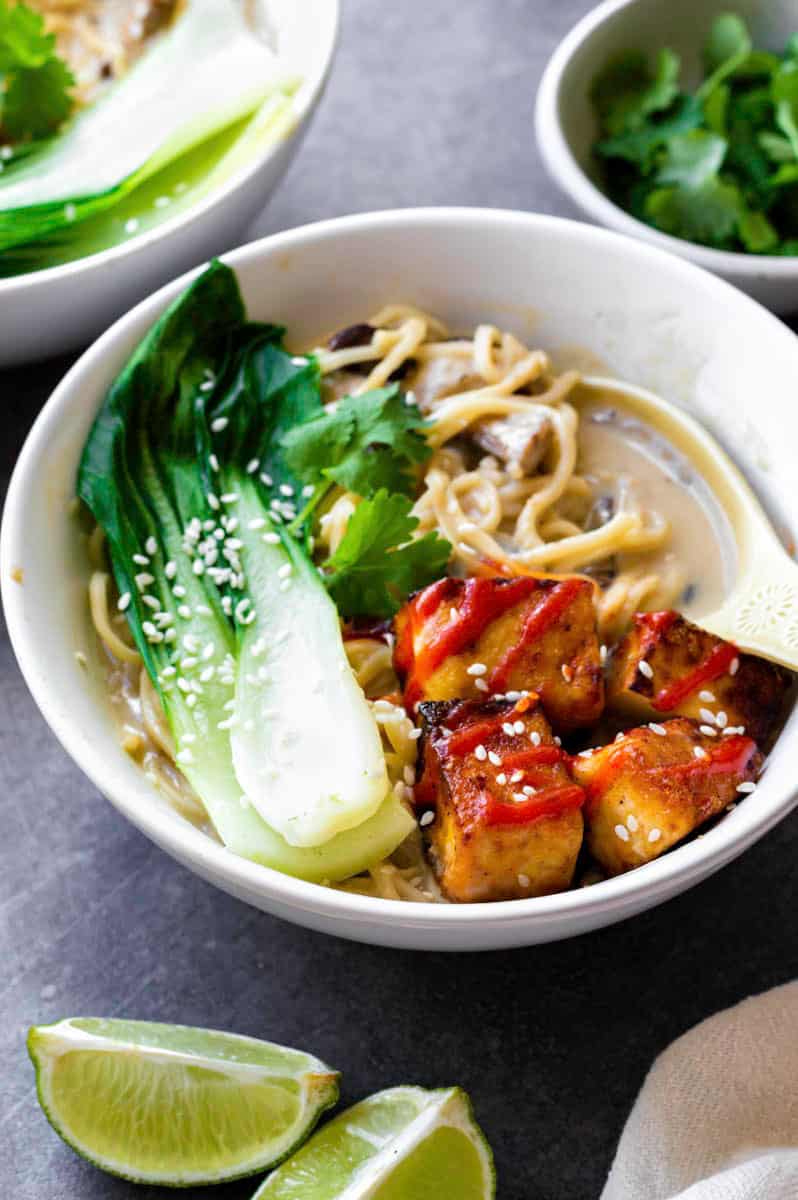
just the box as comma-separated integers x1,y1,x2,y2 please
394,575,604,731
415,696,585,902
607,611,791,745
571,717,761,876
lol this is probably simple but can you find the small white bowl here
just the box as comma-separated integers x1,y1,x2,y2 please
0,0,338,366
536,0,798,313
3,208,798,950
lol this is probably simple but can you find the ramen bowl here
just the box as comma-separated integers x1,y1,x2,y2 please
3,208,798,950
0,0,338,366
535,0,798,313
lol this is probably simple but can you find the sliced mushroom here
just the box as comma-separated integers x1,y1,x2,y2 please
473,409,553,475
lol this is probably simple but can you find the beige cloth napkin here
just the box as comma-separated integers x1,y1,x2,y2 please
601,982,798,1199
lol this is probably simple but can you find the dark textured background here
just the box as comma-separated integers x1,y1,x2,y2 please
3,2,798,1197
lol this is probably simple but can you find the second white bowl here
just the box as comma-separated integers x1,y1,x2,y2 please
536,0,798,313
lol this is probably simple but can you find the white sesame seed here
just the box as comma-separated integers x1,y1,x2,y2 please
513,720,525,734
599,644,608,665
614,824,630,842
736,781,756,794
207,493,220,511
698,707,716,725
729,657,740,676
192,559,205,576
186,694,197,708
277,563,292,579
649,723,667,736
474,678,489,693
165,561,177,580
522,785,537,796
648,828,661,843
117,592,131,611
715,710,728,729
419,810,435,827
638,660,654,679
124,218,139,235
467,662,487,677
134,572,154,589
142,595,160,610
694,746,708,759
530,731,541,747
262,531,280,545
248,518,267,531
132,553,150,566
176,749,194,765
177,605,192,619
496,773,507,785
699,690,716,703
512,791,526,802
145,536,157,556
173,585,186,598
699,725,718,737
302,484,315,498
211,417,228,433
626,814,638,832
163,628,177,643
517,873,530,887
577,749,594,758
502,722,515,736
279,579,291,593
279,483,294,497
488,751,502,767
209,453,219,472
260,472,273,487
561,664,574,683
474,744,487,761
246,459,260,474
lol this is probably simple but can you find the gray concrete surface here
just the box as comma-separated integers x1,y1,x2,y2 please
2,2,797,1197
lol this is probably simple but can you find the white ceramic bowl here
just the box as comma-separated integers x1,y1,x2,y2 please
4,208,798,950
536,0,798,313
0,0,338,367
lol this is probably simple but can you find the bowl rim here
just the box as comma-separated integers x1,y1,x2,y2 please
0,0,340,297
535,0,798,278
3,205,798,932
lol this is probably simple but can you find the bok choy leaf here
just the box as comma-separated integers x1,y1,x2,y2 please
0,0,291,254
78,261,414,878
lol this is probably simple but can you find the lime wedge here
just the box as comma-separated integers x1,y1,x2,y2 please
252,1085,495,1199
27,1018,339,1186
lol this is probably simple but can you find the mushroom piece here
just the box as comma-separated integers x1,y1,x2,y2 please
472,409,553,475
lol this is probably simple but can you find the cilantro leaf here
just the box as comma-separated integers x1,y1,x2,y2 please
655,129,727,188
596,94,703,168
0,0,74,141
773,60,798,157
591,48,680,137
281,384,431,500
701,14,752,95
644,176,743,243
738,208,779,251
322,490,451,618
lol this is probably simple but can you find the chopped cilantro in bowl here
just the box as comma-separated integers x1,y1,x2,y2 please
590,13,798,255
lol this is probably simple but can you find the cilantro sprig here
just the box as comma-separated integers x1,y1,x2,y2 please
590,12,798,254
0,1,74,143
280,383,451,618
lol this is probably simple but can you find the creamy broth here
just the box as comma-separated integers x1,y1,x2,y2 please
574,387,735,626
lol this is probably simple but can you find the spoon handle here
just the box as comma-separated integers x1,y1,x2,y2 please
702,541,798,672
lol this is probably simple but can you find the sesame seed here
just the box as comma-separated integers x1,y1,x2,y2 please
736,781,756,794
173,584,186,598
716,710,728,729
210,417,228,433
161,665,176,679
117,592,131,611
279,483,294,497
638,660,654,680
474,678,489,693
124,218,139,235
474,744,487,761
176,749,194,765
512,791,526,802
262,531,280,545
488,751,502,767
277,563,292,579
466,662,487,676
496,772,507,785
522,785,536,796
729,657,740,676
699,725,718,737
577,749,594,758
614,824,630,842
699,690,716,703
165,561,177,580
561,664,574,683
177,605,192,619
145,536,157,556
199,666,215,682
192,559,205,576
248,518,267,531
513,720,525,734
699,708,716,725
600,644,608,665
260,472,273,487
694,746,708,759
517,873,530,887
142,595,160,610
530,731,541,747
132,553,150,566
302,484,315,498
279,579,291,593
209,453,219,471
649,723,667,736
163,629,177,643
419,811,435,827
186,694,197,708
134,572,154,589
449,607,458,622
502,722,515,736
207,493,220,511
626,814,638,832
648,828,661,843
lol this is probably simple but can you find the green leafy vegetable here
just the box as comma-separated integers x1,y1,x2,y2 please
0,0,294,267
0,0,74,140
590,11,798,254
322,490,452,619
282,384,432,503
78,261,414,877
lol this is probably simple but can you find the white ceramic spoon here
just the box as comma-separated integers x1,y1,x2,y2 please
582,375,798,673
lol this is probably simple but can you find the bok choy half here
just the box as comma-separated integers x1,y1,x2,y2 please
78,261,415,881
0,0,297,272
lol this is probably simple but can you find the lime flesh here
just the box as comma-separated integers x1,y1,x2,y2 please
253,1085,495,1199
28,1018,339,1186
